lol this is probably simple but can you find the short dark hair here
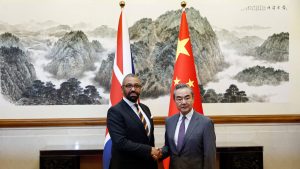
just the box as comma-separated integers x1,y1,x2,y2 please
173,83,194,100
122,73,139,86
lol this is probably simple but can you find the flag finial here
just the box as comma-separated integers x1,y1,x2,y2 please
181,1,187,8
119,1,125,8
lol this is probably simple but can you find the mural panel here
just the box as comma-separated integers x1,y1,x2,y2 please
0,0,293,117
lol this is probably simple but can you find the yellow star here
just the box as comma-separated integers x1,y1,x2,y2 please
175,38,190,61
186,79,194,87
174,77,180,86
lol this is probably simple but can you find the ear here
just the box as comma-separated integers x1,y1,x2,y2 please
121,86,125,94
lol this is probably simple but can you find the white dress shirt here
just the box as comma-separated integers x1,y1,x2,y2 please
174,109,193,146
123,97,151,132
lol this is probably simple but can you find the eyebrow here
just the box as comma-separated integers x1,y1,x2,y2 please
125,83,141,85
176,95,191,98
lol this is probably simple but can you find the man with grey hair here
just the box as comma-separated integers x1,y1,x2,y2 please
160,83,216,169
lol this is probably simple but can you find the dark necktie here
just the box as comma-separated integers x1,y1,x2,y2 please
134,104,150,136
177,115,186,151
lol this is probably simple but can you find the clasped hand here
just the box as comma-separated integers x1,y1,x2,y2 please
151,147,162,160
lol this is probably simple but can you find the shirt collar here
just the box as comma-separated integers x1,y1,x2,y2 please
123,97,137,108
179,109,194,121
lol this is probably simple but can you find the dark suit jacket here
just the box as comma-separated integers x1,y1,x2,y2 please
107,99,158,169
162,111,216,169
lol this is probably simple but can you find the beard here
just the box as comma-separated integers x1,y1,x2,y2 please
125,91,140,102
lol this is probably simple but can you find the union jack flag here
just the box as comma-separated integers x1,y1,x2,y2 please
103,8,134,169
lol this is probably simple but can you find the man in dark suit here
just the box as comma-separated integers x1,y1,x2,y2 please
160,83,216,169
107,74,159,169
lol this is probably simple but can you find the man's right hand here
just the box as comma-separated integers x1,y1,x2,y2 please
151,147,162,160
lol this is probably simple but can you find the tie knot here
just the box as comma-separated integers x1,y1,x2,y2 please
134,103,139,109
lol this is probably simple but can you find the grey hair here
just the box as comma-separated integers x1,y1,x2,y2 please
173,83,194,100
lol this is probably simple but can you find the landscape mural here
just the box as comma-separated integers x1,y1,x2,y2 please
0,0,289,106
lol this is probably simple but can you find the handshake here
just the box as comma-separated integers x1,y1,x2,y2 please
151,147,163,160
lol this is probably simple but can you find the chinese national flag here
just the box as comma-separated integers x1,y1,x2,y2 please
163,9,204,169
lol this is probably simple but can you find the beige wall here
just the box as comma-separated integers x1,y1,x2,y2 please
1,124,300,169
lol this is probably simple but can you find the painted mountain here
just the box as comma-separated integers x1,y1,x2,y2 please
0,7,289,105
45,31,103,79
247,32,289,62
0,33,36,102
0,31,106,105
96,8,226,98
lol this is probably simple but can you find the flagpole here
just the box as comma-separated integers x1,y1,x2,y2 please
119,0,125,9
181,1,186,11
164,2,189,169
103,1,135,169
164,1,204,167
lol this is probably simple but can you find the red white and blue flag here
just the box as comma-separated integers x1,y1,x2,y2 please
103,8,134,169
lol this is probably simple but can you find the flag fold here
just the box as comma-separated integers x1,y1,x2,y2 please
163,9,204,169
103,9,134,169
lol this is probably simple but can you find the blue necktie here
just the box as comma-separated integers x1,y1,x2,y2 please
177,116,186,151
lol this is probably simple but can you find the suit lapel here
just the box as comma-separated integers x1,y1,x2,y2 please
180,112,199,152
169,114,180,154
120,100,144,129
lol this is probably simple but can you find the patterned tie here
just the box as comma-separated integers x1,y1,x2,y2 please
134,104,150,136
177,115,186,151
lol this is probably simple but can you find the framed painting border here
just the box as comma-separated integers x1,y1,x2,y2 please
1,114,300,128
1,0,300,127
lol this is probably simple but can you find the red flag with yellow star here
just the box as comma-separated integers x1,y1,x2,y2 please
168,10,203,116
163,8,204,169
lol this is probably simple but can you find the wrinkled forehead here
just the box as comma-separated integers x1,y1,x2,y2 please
175,88,193,97
123,76,141,85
